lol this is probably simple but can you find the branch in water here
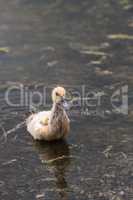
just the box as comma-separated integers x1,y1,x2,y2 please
0,121,26,142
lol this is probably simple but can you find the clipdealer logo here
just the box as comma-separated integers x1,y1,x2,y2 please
111,85,128,115
4,84,129,116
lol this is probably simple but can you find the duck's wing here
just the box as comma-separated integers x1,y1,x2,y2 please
26,111,51,125
35,111,51,125
26,111,51,139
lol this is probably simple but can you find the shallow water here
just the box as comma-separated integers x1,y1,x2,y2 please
0,0,133,200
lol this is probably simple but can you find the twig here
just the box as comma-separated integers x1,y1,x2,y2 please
42,155,79,164
0,121,26,142
0,126,7,143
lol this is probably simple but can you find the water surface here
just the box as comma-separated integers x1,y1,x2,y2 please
0,0,133,199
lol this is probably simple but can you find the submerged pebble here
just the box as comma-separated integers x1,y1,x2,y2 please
47,60,58,67
108,34,133,40
0,47,10,54
95,67,113,76
36,193,45,199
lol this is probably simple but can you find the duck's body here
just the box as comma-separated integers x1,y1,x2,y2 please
26,87,70,141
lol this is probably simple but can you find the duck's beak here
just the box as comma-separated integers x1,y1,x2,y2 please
61,97,70,110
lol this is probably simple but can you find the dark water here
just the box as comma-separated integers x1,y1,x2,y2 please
0,0,133,199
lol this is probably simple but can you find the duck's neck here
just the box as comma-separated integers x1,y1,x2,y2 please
51,102,64,119
48,102,65,133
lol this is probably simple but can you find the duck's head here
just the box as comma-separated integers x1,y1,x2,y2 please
52,86,66,104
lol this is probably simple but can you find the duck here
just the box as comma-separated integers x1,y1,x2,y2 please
26,86,70,141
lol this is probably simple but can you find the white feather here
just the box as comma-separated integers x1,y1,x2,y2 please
27,111,51,139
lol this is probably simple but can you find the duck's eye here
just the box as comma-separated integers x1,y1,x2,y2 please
56,92,60,96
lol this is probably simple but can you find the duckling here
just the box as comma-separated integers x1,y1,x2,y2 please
26,86,70,141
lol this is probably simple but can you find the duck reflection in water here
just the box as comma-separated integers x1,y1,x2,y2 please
34,139,71,200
